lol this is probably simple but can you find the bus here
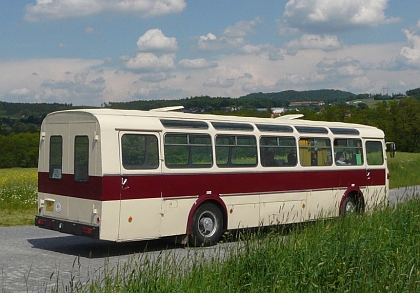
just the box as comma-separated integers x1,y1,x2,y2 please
35,107,395,246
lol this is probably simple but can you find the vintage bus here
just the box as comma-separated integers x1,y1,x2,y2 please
35,107,394,246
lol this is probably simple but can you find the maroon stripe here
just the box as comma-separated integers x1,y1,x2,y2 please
38,169,386,201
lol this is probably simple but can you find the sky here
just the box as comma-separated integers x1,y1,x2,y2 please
1,0,420,106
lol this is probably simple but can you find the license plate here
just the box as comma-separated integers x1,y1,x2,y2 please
45,200,54,212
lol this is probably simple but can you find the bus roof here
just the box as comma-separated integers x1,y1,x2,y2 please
43,108,384,138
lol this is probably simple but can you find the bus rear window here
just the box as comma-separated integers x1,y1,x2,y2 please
49,136,62,179
74,136,89,182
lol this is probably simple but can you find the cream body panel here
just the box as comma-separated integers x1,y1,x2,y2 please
117,198,162,241
221,195,260,229
305,189,342,220
260,191,307,225
38,193,102,225
99,201,120,241
160,198,197,237
361,185,388,211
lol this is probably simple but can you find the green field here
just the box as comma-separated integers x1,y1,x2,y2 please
0,168,37,226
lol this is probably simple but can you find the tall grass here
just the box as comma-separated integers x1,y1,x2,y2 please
0,168,37,226
59,198,420,293
388,152,420,189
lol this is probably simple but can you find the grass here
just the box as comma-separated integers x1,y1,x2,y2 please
388,152,420,189
59,198,420,293
0,168,37,226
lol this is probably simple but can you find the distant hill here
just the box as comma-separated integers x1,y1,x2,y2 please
239,89,356,103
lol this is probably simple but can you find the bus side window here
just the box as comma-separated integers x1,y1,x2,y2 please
366,141,384,165
299,138,332,166
216,135,257,167
333,138,363,166
74,136,89,182
260,136,297,167
164,133,212,168
49,135,63,179
122,134,159,170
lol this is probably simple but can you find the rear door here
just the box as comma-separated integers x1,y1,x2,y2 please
117,131,163,241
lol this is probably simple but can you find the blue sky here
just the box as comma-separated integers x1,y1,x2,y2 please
1,0,420,106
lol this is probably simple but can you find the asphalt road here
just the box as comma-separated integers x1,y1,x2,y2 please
1,186,419,293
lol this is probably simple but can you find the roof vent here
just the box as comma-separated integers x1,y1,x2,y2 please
150,106,184,112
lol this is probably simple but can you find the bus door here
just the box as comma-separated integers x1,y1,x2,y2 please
117,131,163,241
362,139,388,209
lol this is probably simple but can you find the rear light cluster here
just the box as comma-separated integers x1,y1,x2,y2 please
36,218,47,226
36,217,54,228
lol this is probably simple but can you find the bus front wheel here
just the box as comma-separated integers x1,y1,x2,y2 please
189,203,223,247
341,196,360,216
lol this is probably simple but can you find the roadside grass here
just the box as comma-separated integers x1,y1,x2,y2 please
61,198,420,293
388,152,420,189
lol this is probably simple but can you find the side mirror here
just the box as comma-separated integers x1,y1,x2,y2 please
386,142,396,158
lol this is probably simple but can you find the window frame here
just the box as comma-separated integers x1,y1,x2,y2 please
49,135,63,180
164,132,213,169
260,136,297,167
74,135,89,182
121,133,160,170
215,134,257,168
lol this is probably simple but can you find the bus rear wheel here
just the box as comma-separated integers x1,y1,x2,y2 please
189,203,223,247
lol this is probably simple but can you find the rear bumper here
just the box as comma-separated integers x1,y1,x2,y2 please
35,216,100,239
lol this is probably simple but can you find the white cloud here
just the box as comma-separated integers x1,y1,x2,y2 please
398,29,420,68
196,19,259,52
317,57,365,78
124,53,176,72
203,77,235,88
197,34,244,52
286,34,343,53
9,88,34,96
282,0,400,33
238,44,285,61
223,18,261,38
178,58,218,70
382,28,420,70
139,72,175,82
24,0,186,22
136,29,178,52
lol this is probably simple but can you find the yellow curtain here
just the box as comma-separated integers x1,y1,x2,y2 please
299,139,311,166
317,141,328,166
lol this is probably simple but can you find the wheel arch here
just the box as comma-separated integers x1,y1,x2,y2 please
339,187,365,216
185,196,228,235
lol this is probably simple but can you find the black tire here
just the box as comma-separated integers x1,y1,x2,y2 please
189,203,223,247
341,196,359,216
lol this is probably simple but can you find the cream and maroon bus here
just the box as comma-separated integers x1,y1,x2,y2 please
35,107,393,246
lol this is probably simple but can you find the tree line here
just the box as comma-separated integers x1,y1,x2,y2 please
1,88,420,168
